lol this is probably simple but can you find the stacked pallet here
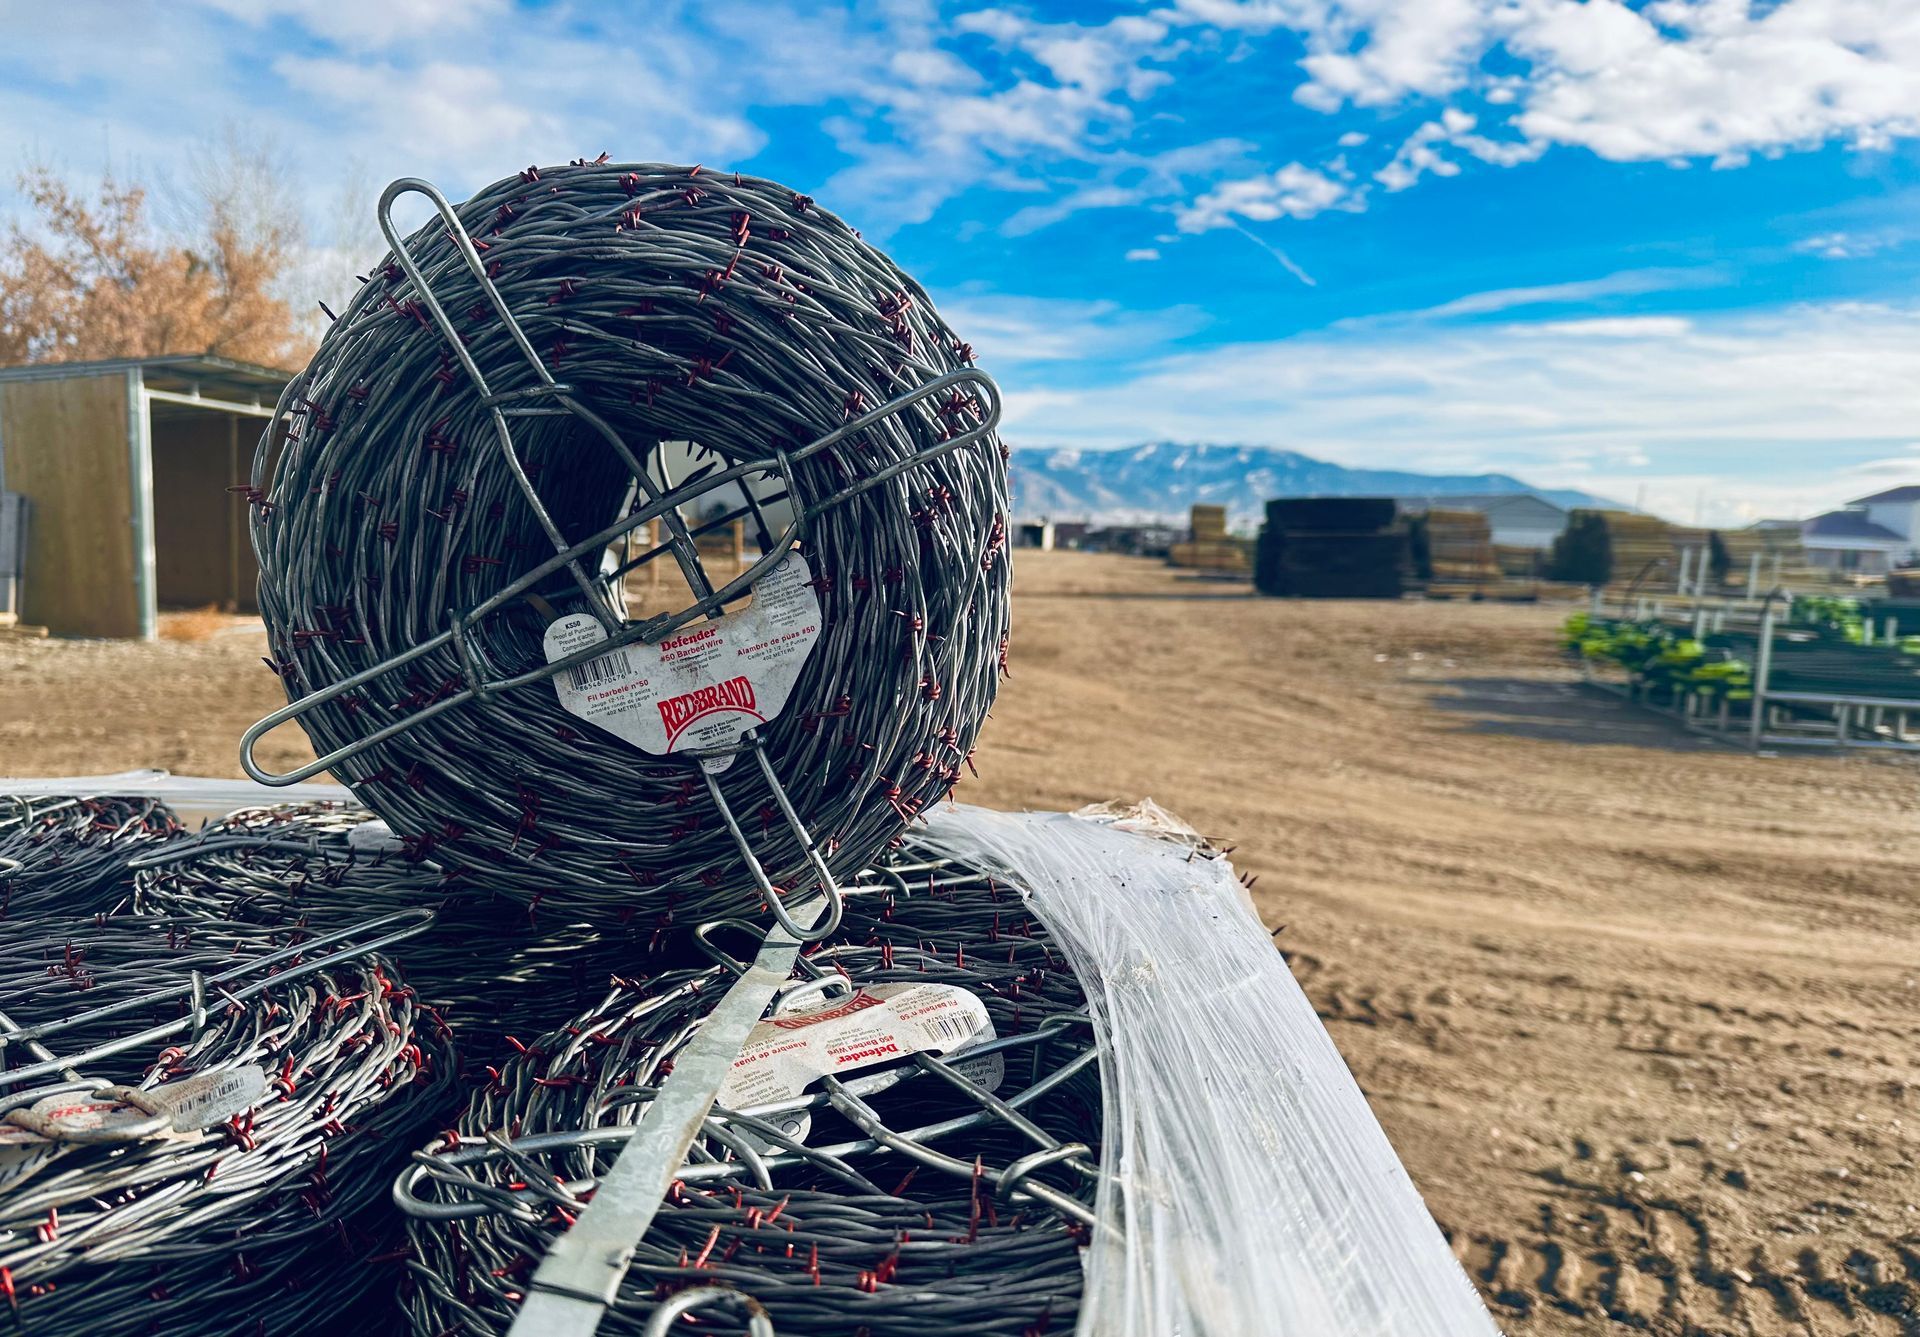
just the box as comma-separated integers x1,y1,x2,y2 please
1168,502,1253,573
1256,497,1408,599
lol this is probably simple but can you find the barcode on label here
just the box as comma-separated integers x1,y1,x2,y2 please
567,648,633,691
927,1012,979,1046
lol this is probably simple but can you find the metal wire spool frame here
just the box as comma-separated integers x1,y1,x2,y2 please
242,162,1011,938
0,910,459,1335
0,794,182,921
397,860,1101,1336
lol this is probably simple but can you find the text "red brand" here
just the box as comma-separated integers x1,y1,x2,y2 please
658,676,760,743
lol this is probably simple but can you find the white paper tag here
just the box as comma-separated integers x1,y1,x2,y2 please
543,552,822,773
24,1091,152,1138
717,982,1003,1148
146,1064,267,1131
0,1123,66,1191
15,1065,265,1145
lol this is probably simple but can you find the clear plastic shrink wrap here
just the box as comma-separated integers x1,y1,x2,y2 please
909,802,1497,1337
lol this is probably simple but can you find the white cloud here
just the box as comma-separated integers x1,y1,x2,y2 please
1528,316,1697,338
1376,109,1545,189
1176,0,1920,188
1171,0,1498,107
997,137,1255,235
199,0,504,49
956,9,1176,101
1410,269,1716,319
1176,162,1359,231
934,292,1210,366
1510,0,1920,164
1126,247,1163,261
1796,229,1901,259
273,58,541,168
990,300,1920,523
811,8,1187,227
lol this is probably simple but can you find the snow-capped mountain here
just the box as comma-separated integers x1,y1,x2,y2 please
1008,443,1622,524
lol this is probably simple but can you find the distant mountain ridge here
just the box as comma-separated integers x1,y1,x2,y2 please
1009,443,1623,524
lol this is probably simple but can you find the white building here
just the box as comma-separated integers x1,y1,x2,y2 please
1801,486,1920,574
1392,493,1569,550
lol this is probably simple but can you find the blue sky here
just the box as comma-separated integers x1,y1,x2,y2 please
4,0,1920,522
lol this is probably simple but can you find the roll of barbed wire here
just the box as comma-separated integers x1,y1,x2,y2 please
0,793,181,920
129,801,680,1058
397,857,1099,1336
130,800,451,930
0,909,458,1335
242,160,1010,933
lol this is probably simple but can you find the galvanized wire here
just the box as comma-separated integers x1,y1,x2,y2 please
0,910,459,1335
128,801,676,1060
397,857,1099,1335
129,800,438,928
0,793,182,920
249,161,1011,928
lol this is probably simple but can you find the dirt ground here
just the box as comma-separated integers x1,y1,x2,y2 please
7,549,1920,1336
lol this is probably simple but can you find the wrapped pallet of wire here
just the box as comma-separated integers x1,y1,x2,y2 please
398,846,1100,1336
0,908,457,1335
395,805,1498,1336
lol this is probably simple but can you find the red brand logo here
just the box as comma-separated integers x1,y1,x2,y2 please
658,675,761,744
767,991,882,1030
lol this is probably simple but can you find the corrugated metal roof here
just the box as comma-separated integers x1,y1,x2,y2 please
0,354,291,403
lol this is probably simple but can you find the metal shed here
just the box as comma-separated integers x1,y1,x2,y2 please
0,355,289,638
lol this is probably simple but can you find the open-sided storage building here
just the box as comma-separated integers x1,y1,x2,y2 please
0,355,288,638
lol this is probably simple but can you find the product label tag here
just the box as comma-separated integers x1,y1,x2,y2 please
17,1065,264,1143
543,552,822,773
0,1123,65,1192
717,981,1003,1148
146,1064,267,1131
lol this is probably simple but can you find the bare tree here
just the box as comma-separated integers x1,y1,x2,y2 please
0,144,314,369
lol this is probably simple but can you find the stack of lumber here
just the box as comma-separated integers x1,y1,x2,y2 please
1718,523,1832,590
1168,503,1252,574
1256,497,1408,599
1549,510,1673,587
1494,544,1545,579
1602,512,1678,586
1415,509,1499,584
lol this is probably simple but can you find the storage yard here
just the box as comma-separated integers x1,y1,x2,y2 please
9,549,1920,1334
